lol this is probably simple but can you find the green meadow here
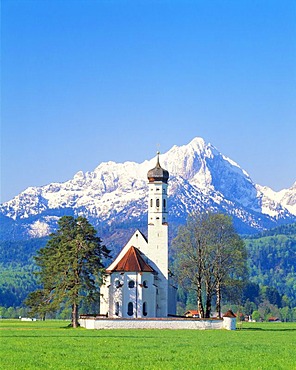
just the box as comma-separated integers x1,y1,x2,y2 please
0,320,295,370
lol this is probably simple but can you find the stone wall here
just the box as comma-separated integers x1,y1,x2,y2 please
79,317,228,330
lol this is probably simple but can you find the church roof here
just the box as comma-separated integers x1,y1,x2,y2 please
107,246,154,273
147,152,169,184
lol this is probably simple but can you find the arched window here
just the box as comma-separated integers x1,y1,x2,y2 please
143,302,148,316
115,302,119,316
163,199,166,208
150,199,153,207
128,280,135,289
143,280,148,288
156,198,160,207
127,302,133,316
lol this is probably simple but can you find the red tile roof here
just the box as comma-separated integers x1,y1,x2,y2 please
223,310,236,318
107,246,154,273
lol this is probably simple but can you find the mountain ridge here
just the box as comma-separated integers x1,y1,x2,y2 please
1,137,295,240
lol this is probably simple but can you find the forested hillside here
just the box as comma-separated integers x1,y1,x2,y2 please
244,223,296,306
1,223,296,319
0,238,48,310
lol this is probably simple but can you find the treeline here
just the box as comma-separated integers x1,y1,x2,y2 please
177,221,296,321
0,221,296,321
0,263,39,307
178,281,296,322
0,237,48,265
245,229,296,306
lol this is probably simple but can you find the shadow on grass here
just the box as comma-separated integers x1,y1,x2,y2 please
0,333,159,338
241,327,296,332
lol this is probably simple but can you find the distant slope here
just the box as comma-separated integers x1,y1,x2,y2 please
244,222,296,305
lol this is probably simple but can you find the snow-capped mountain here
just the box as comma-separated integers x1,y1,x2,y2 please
1,137,295,240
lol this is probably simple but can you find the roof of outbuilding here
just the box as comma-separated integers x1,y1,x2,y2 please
107,246,154,273
223,310,236,318
184,310,200,315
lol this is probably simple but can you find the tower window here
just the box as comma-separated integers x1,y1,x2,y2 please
156,198,160,207
143,302,148,316
115,302,119,316
143,280,148,288
128,280,135,289
163,199,166,208
115,279,121,288
150,199,153,207
127,302,133,316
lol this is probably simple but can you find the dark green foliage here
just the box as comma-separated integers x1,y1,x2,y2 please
249,222,296,239
0,237,48,265
25,216,110,327
0,263,39,307
0,237,48,308
245,229,296,306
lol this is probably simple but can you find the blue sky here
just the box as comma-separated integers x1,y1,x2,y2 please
1,0,296,203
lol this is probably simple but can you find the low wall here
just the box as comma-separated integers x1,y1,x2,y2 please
79,317,230,330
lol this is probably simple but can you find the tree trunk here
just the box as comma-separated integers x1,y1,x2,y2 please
72,303,79,328
216,280,221,318
197,279,204,318
205,285,212,318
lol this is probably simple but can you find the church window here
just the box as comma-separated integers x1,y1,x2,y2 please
143,302,148,316
128,280,135,289
127,302,133,316
163,199,166,208
156,198,160,207
115,279,121,288
143,280,148,288
150,199,153,207
115,302,119,316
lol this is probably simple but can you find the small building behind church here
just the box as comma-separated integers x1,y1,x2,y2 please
100,153,177,318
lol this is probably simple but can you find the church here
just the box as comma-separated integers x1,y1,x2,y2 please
100,153,177,318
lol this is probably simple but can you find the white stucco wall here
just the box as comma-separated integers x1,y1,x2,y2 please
223,317,237,330
79,318,226,330
105,271,156,318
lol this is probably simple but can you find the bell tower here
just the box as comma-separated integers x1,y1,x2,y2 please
146,152,169,317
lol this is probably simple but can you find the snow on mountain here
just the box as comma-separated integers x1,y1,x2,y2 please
257,182,296,217
1,137,295,239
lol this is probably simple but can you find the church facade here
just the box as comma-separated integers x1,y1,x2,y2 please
100,153,177,318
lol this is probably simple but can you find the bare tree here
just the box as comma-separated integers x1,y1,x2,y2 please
173,212,247,318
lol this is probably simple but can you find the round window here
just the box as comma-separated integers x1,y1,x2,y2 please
128,280,135,288
115,280,121,288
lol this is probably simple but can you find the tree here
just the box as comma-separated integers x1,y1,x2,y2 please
25,216,110,327
173,212,248,318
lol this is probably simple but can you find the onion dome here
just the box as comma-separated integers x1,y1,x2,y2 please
147,152,169,183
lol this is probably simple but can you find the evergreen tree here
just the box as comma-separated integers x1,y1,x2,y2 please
25,216,110,327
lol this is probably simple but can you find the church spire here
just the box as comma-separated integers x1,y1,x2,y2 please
147,152,169,184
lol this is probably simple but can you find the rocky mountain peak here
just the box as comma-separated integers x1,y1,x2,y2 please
0,137,295,239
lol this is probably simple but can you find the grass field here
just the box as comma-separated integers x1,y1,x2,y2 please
0,320,295,369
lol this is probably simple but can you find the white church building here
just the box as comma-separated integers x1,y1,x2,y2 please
100,153,177,318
